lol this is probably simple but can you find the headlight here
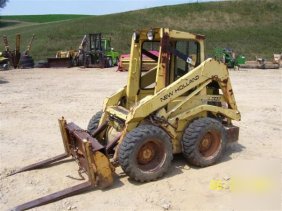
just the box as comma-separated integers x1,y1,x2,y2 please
133,31,140,43
147,29,154,41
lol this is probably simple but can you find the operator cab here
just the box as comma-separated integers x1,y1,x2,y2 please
172,40,201,79
126,28,205,103
88,34,110,51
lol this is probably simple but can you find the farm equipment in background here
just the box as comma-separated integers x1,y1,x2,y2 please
78,33,120,68
56,50,77,59
19,34,35,69
214,48,245,68
2,34,35,69
56,50,79,65
47,35,83,68
47,49,78,68
10,28,241,210
239,54,281,69
48,33,119,68
2,34,21,69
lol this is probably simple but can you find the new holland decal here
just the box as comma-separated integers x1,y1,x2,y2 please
160,75,199,102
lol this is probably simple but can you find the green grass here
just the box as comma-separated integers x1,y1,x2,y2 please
0,14,90,23
0,0,281,61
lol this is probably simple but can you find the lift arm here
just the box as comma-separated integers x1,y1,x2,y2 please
127,58,241,124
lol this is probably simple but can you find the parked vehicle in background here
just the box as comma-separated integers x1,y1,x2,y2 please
78,33,120,68
214,48,245,68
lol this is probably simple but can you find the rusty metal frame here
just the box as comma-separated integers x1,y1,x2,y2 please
47,58,72,68
13,182,92,211
2,35,21,69
11,118,111,210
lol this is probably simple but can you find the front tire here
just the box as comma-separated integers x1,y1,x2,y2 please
87,111,103,136
182,117,226,167
118,124,173,182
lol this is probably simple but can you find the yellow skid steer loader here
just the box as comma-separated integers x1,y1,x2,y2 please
11,28,241,210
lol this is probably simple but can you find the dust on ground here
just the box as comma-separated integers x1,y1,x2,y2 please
0,67,281,210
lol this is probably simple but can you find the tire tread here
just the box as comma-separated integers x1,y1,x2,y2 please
87,111,103,135
182,117,226,167
118,125,173,182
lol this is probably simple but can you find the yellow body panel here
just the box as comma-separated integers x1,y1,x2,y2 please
99,28,240,155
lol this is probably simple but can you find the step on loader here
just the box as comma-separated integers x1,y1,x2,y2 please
11,28,241,210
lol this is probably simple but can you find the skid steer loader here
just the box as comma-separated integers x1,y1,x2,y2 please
11,28,241,210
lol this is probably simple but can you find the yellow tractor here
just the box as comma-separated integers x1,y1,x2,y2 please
11,28,241,210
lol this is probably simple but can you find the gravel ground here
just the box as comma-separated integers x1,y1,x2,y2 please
0,67,281,211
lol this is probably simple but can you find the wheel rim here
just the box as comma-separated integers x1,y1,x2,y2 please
136,139,166,172
198,131,221,158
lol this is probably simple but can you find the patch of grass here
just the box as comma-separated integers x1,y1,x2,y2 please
0,14,90,23
0,0,281,60
0,20,20,28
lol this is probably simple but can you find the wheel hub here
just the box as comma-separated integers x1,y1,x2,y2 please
200,135,212,151
138,143,156,164
136,139,166,172
199,131,221,157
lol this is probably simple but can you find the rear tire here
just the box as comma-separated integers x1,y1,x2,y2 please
84,55,91,68
19,55,34,69
87,111,103,136
114,57,119,66
182,117,226,167
107,57,113,67
118,124,173,182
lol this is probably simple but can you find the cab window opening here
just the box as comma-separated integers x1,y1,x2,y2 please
140,41,160,89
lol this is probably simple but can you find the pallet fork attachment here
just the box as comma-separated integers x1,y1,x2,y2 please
10,118,114,211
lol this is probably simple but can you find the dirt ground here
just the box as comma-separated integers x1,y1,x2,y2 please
0,67,281,211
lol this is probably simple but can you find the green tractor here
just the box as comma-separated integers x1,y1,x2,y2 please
214,48,245,68
79,33,120,68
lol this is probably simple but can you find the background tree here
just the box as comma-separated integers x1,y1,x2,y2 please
0,0,9,25
0,0,9,8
